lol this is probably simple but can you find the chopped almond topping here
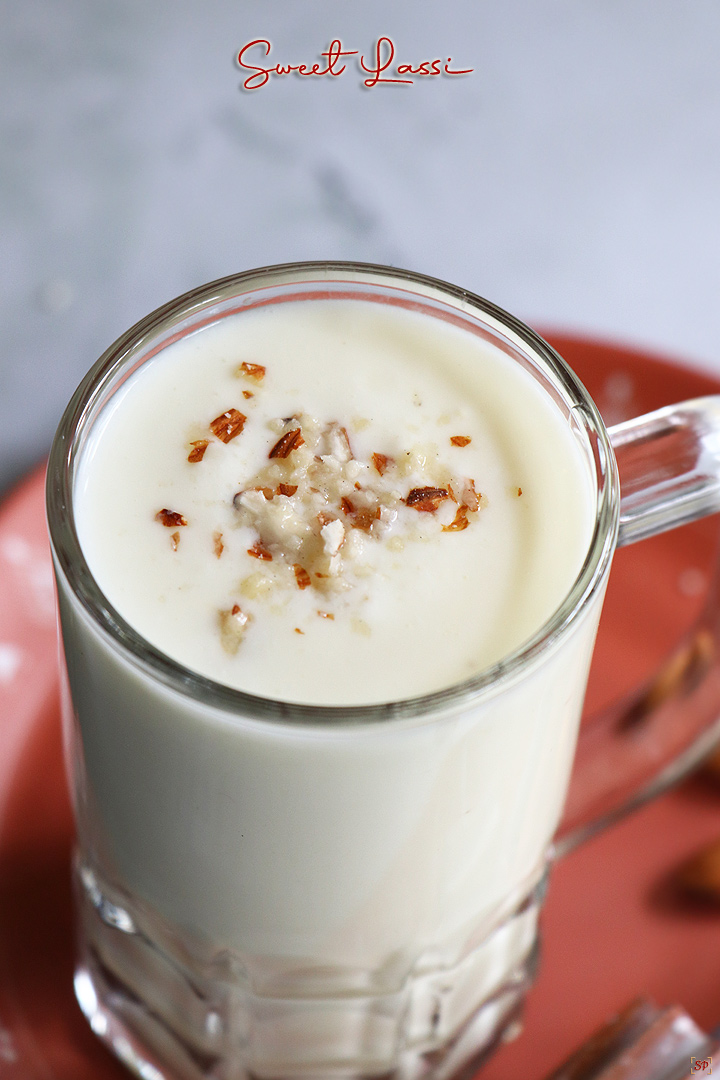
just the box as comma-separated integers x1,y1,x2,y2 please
317,610,335,620
210,409,246,443
170,531,180,550
218,604,250,654
188,439,209,463
248,541,273,561
450,435,471,447
294,565,311,590
233,488,273,509
155,508,188,527
372,452,392,475
328,424,353,461
242,390,254,400
224,410,486,603
269,428,304,459
340,426,353,455
351,506,382,532
321,518,345,554
213,531,224,558
443,506,470,532
238,362,266,382
405,487,450,513
461,479,480,512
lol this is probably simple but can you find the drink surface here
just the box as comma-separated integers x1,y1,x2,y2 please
74,298,595,705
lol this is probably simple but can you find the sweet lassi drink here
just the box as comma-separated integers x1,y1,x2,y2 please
49,266,609,1080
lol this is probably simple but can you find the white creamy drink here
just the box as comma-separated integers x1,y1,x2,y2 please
56,287,604,1080
75,301,593,704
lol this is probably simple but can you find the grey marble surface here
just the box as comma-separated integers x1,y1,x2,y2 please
3,1,720,496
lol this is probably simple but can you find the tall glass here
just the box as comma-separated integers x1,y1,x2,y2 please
46,263,720,1080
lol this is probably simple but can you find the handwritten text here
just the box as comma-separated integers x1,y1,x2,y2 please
236,37,474,92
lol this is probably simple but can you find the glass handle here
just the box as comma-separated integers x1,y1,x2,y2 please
556,396,720,856
611,397,720,547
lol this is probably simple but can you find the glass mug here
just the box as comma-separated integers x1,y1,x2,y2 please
46,263,720,1080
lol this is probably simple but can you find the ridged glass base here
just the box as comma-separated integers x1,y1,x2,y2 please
73,861,544,1080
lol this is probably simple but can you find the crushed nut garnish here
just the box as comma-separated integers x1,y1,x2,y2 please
461,479,480,512
321,518,345,555
238,362,266,382
351,506,381,532
170,531,180,550
210,409,247,443
269,428,304,459
213,531,224,558
294,565,311,590
248,541,273,561
218,604,250,654
443,506,470,532
234,487,275,508
405,487,450,512
155,508,188,527
326,424,353,461
450,435,471,447
228,411,485,622
188,439,209,463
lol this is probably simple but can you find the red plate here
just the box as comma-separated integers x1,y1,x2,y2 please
3,334,720,1080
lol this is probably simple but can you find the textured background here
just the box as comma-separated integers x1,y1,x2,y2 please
3,1,720,494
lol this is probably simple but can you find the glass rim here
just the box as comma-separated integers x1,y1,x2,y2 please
46,260,620,728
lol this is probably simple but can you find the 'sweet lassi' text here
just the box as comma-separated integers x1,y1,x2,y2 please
236,37,474,91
